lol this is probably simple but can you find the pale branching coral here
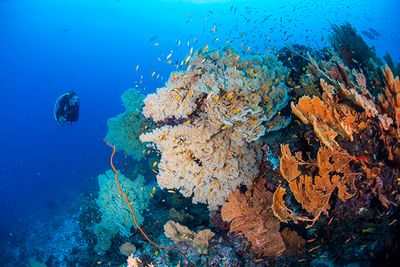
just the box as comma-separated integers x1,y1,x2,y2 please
127,256,144,267
119,242,136,257
272,145,358,225
105,88,146,160
221,179,286,256
94,170,151,255
164,220,215,255
141,48,290,210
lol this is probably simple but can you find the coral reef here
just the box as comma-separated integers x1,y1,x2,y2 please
94,170,151,255
6,20,400,267
105,88,147,160
329,23,381,70
221,178,286,256
140,48,291,210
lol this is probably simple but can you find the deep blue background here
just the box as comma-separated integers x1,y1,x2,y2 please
0,0,398,243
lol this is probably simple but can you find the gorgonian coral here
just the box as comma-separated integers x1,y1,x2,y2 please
140,48,290,210
221,179,286,256
272,145,358,225
378,66,400,162
297,55,400,164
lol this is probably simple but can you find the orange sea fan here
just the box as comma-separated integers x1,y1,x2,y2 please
291,82,360,149
221,179,286,256
272,145,358,224
378,66,400,162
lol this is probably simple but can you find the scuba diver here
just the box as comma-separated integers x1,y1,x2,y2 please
54,91,80,124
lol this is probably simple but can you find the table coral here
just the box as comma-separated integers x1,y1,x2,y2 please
140,48,291,210
221,179,286,256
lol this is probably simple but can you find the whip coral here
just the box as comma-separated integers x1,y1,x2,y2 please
272,145,358,224
105,143,191,264
140,48,290,210
93,169,151,255
221,179,286,256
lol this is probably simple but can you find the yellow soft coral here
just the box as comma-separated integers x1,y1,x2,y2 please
140,121,260,210
141,48,290,210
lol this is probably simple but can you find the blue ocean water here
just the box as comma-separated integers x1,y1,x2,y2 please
0,0,399,265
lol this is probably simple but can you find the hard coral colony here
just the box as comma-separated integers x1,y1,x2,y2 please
98,26,400,267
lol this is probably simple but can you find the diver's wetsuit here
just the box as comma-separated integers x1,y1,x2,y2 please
55,91,79,124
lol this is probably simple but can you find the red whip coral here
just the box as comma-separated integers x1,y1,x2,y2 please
221,179,286,256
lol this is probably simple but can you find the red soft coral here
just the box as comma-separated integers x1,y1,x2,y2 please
221,179,286,256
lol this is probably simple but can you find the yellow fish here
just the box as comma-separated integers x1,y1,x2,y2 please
184,55,191,64
150,187,156,197
362,227,376,233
